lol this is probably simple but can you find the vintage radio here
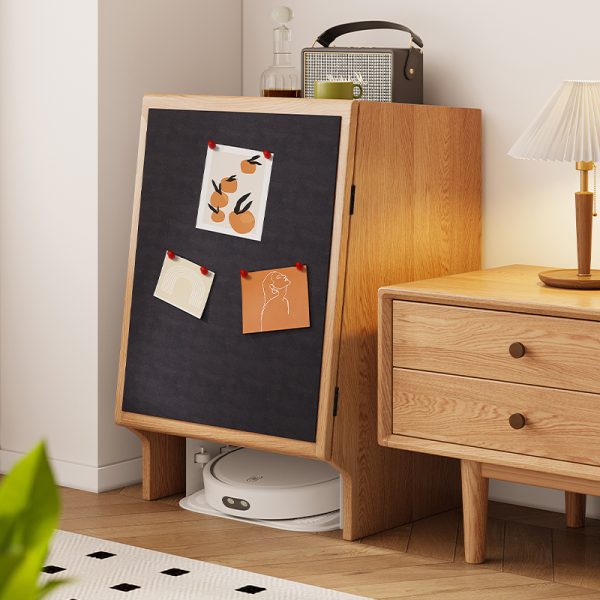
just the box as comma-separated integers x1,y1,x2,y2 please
302,21,423,103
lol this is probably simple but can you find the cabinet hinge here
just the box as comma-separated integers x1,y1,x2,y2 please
349,185,356,215
333,386,340,417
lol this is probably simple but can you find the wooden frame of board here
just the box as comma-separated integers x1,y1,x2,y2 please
115,94,356,457
116,95,482,540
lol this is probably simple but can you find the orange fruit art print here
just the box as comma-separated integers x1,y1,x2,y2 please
208,204,225,223
241,155,262,174
197,144,274,242
220,174,238,193
210,180,229,208
241,265,311,334
229,193,255,234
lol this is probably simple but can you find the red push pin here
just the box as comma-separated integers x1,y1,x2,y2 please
167,250,176,260
200,265,209,276
240,269,249,279
263,150,272,159
207,139,216,149
295,262,304,271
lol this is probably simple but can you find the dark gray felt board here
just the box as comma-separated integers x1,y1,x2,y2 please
122,109,341,442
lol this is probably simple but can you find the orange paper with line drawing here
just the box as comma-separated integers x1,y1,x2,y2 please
241,265,310,334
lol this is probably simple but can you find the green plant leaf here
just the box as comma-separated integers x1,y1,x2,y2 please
0,443,62,600
0,554,24,594
0,442,59,552
0,540,47,600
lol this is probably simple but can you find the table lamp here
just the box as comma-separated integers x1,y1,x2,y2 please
509,80,600,289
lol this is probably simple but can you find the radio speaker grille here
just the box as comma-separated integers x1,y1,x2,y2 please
303,51,393,102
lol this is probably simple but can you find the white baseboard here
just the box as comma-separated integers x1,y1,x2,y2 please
97,457,142,492
0,450,142,493
490,480,600,519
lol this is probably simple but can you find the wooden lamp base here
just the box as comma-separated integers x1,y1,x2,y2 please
539,269,600,289
540,174,597,290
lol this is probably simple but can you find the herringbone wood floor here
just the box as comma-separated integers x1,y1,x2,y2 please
59,485,600,599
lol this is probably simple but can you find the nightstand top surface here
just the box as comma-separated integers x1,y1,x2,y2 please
380,265,600,320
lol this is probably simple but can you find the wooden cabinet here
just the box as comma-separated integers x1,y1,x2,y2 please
116,96,481,540
379,265,600,562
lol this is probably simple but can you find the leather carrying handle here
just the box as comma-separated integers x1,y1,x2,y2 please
316,20,423,49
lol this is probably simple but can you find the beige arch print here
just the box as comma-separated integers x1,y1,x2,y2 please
161,265,206,308
260,270,291,332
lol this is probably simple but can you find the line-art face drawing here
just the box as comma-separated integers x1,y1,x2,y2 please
260,270,291,332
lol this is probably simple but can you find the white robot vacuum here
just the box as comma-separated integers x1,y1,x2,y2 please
180,448,341,531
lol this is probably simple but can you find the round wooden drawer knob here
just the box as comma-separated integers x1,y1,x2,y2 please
509,413,527,429
509,342,526,358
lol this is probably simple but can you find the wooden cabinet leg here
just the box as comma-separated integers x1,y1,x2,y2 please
461,460,488,564
565,491,586,528
131,429,186,500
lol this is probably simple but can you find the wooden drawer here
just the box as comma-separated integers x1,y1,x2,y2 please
392,301,600,394
392,368,600,466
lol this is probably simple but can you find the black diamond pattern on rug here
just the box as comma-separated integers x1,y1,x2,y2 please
86,551,116,559
110,583,141,592
46,531,359,599
236,585,267,594
42,565,66,574
161,567,190,576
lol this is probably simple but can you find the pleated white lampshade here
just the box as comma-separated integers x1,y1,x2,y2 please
508,80,600,162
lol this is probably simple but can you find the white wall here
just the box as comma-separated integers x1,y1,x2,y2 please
0,0,242,491
0,0,100,485
242,0,600,517
243,0,600,270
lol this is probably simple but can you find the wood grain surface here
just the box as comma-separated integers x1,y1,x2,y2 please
380,265,600,320
132,429,186,500
481,464,600,496
565,492,587,528
382,434,600,483
331,101,480,539
392,369,600,466
56,484,600,599
392,301,600,394
461,460,489,564
503,520,553,581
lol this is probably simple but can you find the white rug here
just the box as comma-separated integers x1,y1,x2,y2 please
43,530,371,600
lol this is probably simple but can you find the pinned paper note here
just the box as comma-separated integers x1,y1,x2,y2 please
241,265,310,334
154,252,214,319
196,143,273,241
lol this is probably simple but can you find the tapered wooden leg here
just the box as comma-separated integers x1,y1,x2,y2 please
461,460,488,564
565,491,586,528
131,429,186,500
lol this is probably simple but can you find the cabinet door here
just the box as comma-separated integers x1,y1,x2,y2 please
122,107,342,442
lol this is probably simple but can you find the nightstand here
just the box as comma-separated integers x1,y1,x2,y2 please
378,265,600,563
